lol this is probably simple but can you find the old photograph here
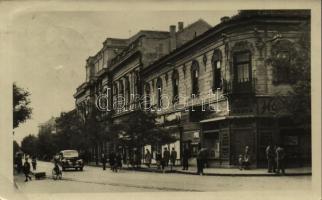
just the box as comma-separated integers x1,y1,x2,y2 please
1,1,320,200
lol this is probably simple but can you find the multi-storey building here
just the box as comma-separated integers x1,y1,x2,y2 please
74,19,212,160
74,10,311,168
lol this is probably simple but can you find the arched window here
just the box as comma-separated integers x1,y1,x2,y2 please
156,78,163,108
145,83,151,109
191,60,199,96
212,50,222,91
172,70,179,102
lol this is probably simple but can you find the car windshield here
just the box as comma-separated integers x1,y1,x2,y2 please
61,150,79,158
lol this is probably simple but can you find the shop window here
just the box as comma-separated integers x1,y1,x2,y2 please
191,60,199,96
172,70,179,103
212,50,222,91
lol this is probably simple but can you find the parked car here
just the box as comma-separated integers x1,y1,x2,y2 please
59,150,84,171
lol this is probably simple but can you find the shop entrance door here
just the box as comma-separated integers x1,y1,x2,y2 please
204,131,220,159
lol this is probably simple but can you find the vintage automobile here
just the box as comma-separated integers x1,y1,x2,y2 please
59,150,84,171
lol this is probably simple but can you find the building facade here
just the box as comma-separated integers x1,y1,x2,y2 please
74,10,311,168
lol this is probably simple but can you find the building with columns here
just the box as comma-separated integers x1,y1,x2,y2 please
74,10,311,168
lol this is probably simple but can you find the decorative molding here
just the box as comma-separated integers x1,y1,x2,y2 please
182,64,186,79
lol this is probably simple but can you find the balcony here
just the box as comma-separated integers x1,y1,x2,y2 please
223,78,256,95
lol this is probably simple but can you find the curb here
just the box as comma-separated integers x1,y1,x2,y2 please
86,164,311,177
110,166,312,177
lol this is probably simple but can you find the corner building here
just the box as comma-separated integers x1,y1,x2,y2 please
141,10,311,167
74,10,311,168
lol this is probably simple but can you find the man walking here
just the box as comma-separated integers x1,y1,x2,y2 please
276,145,286,175
101,153,107,170
196,148,204,175
182,147,190,170
163,147,170,167
144,149,152,168
170,148,177,170
265,145,275,173
31,156,37,171
23,158,32,182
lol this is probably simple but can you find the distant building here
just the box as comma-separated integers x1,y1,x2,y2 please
74,10,311,167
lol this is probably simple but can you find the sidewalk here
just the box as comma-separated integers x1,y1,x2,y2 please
87,162,311,176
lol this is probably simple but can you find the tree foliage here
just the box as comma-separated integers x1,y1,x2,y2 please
13,83,32,129
21,134,38,156
117,110,177,148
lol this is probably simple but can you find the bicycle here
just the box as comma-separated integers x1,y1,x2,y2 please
52,165,62,180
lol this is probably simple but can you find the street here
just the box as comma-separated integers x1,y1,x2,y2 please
14,161,311,193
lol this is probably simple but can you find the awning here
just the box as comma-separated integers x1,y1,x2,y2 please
200,115,256,123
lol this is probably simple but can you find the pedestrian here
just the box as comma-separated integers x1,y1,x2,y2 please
196,148,204,175
136,150,142,168
276,145,286,175
31,156,37,171
156,151,162,170
163,147,170,167
23,158,32,182
95,155,99,166
115,152,122,172
182,147,190,170
16,154,23,174
170,147,177,170
265,145,276,173
238,154,244,170
101,153,107,170
109,152,116,171
144,149,152,168
242,146,251,170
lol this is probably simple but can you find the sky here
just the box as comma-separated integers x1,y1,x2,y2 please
12,9,238,144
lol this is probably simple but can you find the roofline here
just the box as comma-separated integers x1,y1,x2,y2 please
141,11,310,76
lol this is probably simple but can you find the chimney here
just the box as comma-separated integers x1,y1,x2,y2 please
178,22,184,31
220,16,230,23
169,25,176,51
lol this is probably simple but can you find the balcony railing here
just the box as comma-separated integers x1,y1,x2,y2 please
223,78,257,95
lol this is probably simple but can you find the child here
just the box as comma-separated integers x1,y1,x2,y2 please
238,154,244,170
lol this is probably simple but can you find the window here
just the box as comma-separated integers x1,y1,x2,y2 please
212,50,222,91
271,40,294,85
191,60,199,96
156,78,163,108
233,51,251,83
119,80,124,98
172,70,179,103
125,77,131,105
145,84,151,109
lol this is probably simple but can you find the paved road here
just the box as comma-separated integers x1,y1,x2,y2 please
14,161,312,193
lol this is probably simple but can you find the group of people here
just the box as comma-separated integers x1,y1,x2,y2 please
101,152,123,172
266,144,286,174
147,147,178,171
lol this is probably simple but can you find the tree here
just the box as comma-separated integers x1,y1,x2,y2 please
117,110,177,149
37,119,58,160
13,140,21,156
13,83,32,129
21,134,38,156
